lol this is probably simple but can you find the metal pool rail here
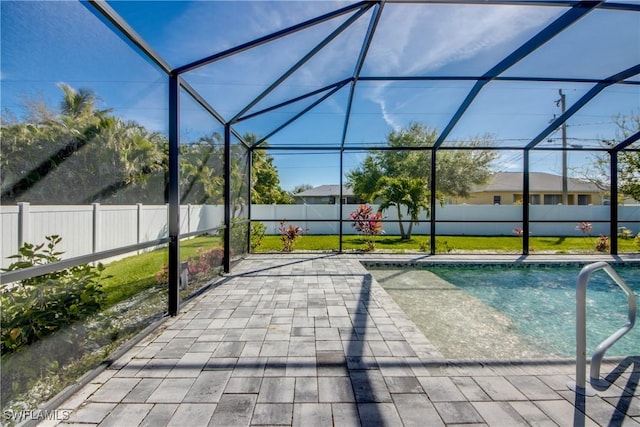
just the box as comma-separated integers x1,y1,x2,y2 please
569,261,637,396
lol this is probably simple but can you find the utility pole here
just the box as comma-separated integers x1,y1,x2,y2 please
557,89,568,205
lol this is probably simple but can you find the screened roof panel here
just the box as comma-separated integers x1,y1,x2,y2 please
360,3,565,77
345,80,476,146
179,87,225,144
233,86,348,144
105,0,362,69
503,9,640,80
445,81,595,148
566,83,640,148
4,0,639,158
255,87,351,148
240,7,373,119
1,1,167,132
179,12,354,121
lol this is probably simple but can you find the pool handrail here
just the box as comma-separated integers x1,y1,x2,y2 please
570,261,637,396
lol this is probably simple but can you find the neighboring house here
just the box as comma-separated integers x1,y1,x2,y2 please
292,185,366,205
458,172,607,205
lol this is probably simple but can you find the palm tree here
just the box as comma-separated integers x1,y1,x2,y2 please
376,176,430,240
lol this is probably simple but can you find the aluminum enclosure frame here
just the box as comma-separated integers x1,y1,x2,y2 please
84,0,640,316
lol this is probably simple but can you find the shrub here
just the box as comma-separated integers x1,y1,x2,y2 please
1,236,105,355
576,222,592,235
595,234,610,253
251,222,266,251
187,247,224,282
350,204,384,251
618,227,633,239
279,220,307,252
156,246,224,287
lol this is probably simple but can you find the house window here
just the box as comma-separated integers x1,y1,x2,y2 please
577,194,590,205
493,195,501,205
530,194,541,205
544,194,562,205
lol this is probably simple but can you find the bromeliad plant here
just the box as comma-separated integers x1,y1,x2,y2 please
350,204,384,251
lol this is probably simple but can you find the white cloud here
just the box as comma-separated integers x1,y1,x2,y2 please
364,4,560,128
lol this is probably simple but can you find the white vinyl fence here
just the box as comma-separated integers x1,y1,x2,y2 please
1,203,638,268
1,203,224,269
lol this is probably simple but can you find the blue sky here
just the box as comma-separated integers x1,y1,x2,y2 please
2,0,639,191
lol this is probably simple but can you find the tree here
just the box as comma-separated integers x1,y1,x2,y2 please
613,114,640,201
180,132,225,205
245,135,293,204
346,122,497,239
575,113,640,202
292,184,313,194
1,85,293,208
1,84,168,204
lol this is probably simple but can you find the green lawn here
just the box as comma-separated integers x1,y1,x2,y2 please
255,234,639,254
100,236,221,307
98,233,637,307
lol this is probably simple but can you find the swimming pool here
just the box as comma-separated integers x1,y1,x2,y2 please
369,264,639,360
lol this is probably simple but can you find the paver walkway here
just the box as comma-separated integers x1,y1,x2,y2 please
41,254,639,426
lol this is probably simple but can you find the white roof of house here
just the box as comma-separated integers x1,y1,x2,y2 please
294,185,354,197
473,172,603,193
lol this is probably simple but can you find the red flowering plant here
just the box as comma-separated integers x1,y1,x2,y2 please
576,222,592,236
279,220,308,252
575,222,609,253
156,247,224,285
188,247,224,281
350,204,384,251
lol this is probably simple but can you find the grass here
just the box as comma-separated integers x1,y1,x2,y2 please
255,234,639,254
98,233,637,306
100,235,221,307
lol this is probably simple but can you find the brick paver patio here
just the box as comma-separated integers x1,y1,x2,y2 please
39,254,639,426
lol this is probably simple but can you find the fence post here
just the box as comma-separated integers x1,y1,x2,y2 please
137,203,143,254
17,202,30,249
302,203,308,233
92,203,101,254
187,204,192,234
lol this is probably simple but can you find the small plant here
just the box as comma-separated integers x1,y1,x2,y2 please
1,236,105,355
219,219,248,256
576,222,592,236
595,234,610,253
156,247,224,286
575,221,593,252
513,227,524,236
279,220,307,252
635,232,640,250
251,222,266,251
436,240,454,253
350,204,384,251
618,227,633,239
188,247,224,281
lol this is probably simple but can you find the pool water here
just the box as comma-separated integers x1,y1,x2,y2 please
370,265,639,360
